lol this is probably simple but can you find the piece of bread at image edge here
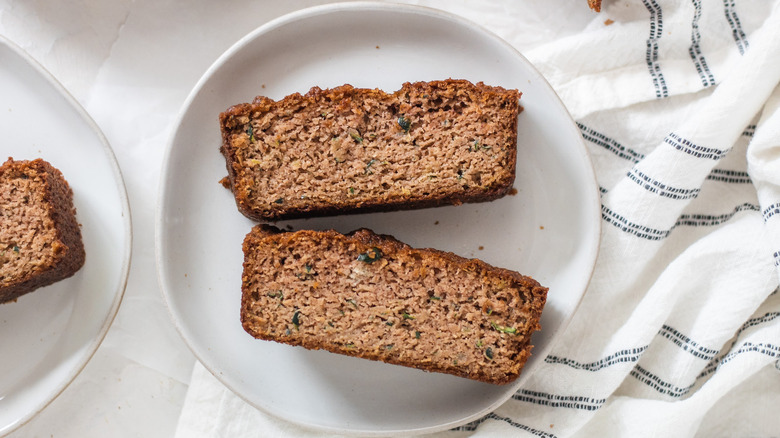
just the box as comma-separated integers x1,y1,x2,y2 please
240,225,548,384
219,79,521,221
0,158,85,304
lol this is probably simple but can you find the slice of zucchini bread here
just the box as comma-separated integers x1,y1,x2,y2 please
0,158,85,303
240,225,547,384
220,79,521,221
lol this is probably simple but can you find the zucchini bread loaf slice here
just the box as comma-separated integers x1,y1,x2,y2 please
0,158,85,303
220,79,521,221
240,225,547,384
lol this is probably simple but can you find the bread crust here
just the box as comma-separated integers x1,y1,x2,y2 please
241,225,547,384
0,158,85,303
220,79,520,221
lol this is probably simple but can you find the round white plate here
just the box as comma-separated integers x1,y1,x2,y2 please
157,2,600,435
0,37,131,435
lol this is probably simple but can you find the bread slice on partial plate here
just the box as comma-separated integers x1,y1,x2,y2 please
0,158,85,304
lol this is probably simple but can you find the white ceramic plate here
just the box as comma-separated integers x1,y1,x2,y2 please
0,37,131,435
158,2,600,435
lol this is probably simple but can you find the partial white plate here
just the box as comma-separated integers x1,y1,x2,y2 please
157,2,600,436
0,37,131,435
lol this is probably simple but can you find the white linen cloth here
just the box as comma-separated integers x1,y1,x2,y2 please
174,1,780,437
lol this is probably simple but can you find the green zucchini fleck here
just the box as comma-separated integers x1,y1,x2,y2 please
12,245,20,253
470,139,492,152
266,290,284,299
364,158,377,174
397,115,411,133
349,130,363,143
246,124,255,142
296,264,316,281
292,310,301,329
415,331,421,339
357,247,383,264
485,347,494,360
491,321,517,335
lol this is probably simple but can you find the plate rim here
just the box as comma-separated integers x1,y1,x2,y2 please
0,35,133,436
156,1,601,435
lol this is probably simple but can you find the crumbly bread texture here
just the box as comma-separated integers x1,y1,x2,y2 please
0,158,85,303
220,79,521,221
240,225,547,384
588,0,602,12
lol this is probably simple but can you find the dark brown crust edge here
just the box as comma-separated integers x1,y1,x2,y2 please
240,225,548,384
0,158,86,303
219,79,520,222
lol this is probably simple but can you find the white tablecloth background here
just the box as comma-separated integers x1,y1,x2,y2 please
2,0,779,436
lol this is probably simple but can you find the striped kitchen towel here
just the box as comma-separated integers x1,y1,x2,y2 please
175,0,780,436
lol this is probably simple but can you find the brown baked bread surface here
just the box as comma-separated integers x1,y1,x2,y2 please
0,158,85,303
220,79,521,221
240,225,547,384
588,0,602,12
